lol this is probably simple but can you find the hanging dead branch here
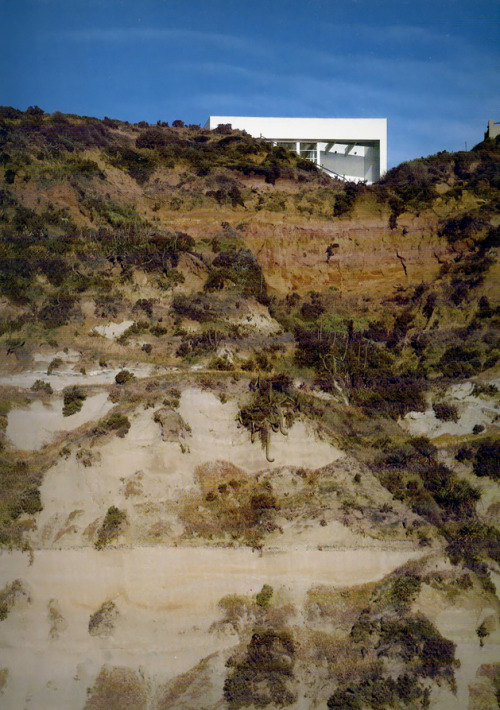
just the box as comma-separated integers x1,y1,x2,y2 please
237,374,297,462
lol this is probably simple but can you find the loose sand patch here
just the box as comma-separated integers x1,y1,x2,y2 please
0,545,426,709
30,388,345,548
91,321,135,339
6,393,114,450
0,364,164,391
401,381,500,439
179,387,343,471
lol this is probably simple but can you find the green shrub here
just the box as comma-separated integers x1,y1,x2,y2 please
409,436,436,458
0,106,23,119
171,293,217,323
68,158,105,180
439,212,487,244
133,298,154,318
224,629,296,709
455,445,473,462
31,379,53,395
106,145,156,184
383,444,414,468
391,573,422,609
438,344,483,378
379,614,456,684
333,183,362,216
62,386,86,417
47,357,63,375
38,292,76,329
18,485,42,515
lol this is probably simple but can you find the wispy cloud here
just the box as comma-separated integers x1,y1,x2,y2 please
172,55,492,119
322,22,456,46
52,26,268,58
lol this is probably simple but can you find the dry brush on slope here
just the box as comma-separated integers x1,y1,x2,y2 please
0,108,499,709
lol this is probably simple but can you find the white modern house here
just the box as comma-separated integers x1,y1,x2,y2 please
205,116,387,183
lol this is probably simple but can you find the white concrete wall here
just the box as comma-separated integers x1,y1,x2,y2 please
319,142,381,182
486,120,500,140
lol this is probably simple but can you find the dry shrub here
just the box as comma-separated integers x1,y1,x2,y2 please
94,506,127,549
305,584,373,630
224,628,296,709
212,593,254,633
84,665,147,710
92,412,130,438
62,385,86,416
114,369,134,384
433,401,459,422
0,579,30,620
195,460,246,498
181,472,279,547
47,598,67,639
308,632,373,686
88,600,118,637
473,439,500,480
156,657,214,710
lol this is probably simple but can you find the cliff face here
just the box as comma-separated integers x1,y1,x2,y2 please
0,109,499,710
1,108,497,301
243,204,449,296
139,196,469,298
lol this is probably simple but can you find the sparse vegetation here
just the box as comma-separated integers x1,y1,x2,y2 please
31,379,53,395
0,579,30,620
92,412,131,438
95,506,127,549
0,107,499,707
224,628,296,708
88,600,118,636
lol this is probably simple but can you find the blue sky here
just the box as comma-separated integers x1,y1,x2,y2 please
1,0,499,168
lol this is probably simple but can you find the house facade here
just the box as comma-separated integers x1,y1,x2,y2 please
205,116,387,184
485,120,500,140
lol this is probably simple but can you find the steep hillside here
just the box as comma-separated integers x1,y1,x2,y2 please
0,107,499,709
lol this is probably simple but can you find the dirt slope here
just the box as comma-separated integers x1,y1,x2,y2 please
0,107,499,709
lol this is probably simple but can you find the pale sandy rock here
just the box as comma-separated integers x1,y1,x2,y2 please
153,406,191,448
0,364,160,391
33,349,81,363
401,382,500,439
91,321,135,339
6,392,114,450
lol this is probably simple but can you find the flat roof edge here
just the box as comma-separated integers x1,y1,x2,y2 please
207,116,387,122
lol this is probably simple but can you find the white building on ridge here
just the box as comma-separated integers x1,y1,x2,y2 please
205,116,387,184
